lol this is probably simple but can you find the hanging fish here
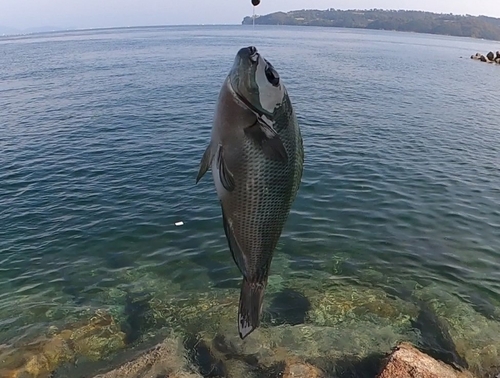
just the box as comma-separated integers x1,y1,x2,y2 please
196,46,304,339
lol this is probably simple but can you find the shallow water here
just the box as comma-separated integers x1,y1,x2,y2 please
1,25,500,376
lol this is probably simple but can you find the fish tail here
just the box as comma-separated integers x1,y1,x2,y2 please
238,278,267,339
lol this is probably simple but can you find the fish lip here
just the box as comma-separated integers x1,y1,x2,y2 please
239,46,259,63
249,50,259,63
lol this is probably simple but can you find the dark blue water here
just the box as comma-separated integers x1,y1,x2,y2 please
1,25,500,376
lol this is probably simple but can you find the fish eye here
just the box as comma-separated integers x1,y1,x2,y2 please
264,64,280,87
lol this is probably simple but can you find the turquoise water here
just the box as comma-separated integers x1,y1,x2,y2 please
1,25,500,376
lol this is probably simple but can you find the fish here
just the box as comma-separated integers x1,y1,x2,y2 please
196,46,304,339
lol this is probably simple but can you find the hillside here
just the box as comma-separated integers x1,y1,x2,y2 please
242,9,500,41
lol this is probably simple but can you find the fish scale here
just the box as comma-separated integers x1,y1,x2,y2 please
227,95,302,279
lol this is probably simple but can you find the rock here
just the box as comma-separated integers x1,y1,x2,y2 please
189,328,331,378
377,343,476,378
471,50,500,64
282,357,325,378
69,310,126,360
138,278,422,376
192,319,420,378
0,310,126,378
92,336,202,378
302,280,419,328
147,289,240,335
414,285,500,378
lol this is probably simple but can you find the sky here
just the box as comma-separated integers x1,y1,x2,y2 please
1,0,500,31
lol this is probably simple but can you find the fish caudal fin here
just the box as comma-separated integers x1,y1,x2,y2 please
238,278,266,339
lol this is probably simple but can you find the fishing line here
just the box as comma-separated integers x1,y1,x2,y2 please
250,0,260,42
251,0,261,28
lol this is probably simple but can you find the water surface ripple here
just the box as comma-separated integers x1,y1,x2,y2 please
0,25,500,362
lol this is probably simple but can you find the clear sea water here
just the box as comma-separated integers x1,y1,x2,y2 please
1,25,500,376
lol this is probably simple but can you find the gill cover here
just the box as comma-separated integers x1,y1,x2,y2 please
229,46,288,163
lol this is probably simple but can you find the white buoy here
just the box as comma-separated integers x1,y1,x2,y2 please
175,221,184,226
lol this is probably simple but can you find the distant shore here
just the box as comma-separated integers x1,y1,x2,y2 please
242,9,500,42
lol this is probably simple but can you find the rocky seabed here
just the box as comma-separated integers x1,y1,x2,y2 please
1,271,500,378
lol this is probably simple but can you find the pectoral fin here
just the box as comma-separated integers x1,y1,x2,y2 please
221,206,247,277
196,143,214,184
244,118,288,163
216,145,235,192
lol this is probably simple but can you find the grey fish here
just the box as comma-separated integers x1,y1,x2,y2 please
196,46,304,339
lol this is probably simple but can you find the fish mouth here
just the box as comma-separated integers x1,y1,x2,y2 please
248,47,259,63
237,46,259,63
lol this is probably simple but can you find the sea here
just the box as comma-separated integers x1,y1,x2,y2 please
1,25,500,377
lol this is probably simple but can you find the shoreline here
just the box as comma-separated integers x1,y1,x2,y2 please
242,8,500,42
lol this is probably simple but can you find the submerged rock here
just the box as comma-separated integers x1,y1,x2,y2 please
377,342,475,378
131,278,422,376
281,357,325,378
122,290,156,344
264,288,312,326
302,280,419,328
414,285,500,377
92,336,202,378
176,280,500,378
147,289,240,336
0,310,126,378
70,310,126,360
411,300,468,370
24,272,495,378
141,280,499,378
190,319,419,377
